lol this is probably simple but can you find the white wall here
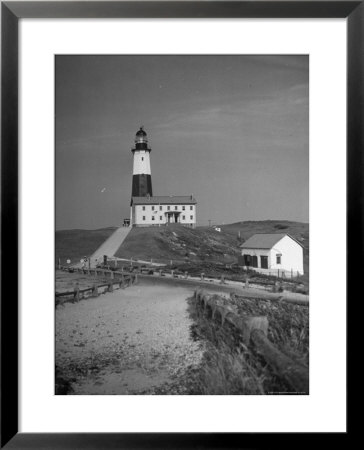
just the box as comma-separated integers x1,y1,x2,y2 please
270,236,304,274
132,203,196,227
132,150,151,175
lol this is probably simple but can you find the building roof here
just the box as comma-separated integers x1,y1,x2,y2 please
132,195,197,205
240,233,303,249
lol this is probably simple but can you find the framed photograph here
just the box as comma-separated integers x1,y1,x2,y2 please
2,1,358,447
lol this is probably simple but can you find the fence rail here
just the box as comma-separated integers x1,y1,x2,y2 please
56,267,138,306
57,264,308,305
193,289,309,394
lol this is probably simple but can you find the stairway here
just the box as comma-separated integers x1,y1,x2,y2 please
88,226,131,268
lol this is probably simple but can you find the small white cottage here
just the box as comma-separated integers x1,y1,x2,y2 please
240,233,304,276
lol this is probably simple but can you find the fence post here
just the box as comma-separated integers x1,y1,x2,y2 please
159,270,162,277
184,271,188,279
73,286,80,302
120,275,125,289
200,272,204,281
110,271,114,280
58,258,61,270
220,275,226,284
114,258,117,268
134,274,138,284
171,270,174,278
108,281,113,292
245,276,249,288
92,284,98,297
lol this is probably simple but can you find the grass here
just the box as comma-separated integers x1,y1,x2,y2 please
55,227,117,265
230,295,309,365
187,292,309,394
114,224,239,263
56,220,309,274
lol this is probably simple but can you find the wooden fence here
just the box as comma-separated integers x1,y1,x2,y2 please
55,267,138,306
193,289,309,394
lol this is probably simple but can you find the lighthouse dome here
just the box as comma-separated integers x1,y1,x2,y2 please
136,126,147,137
132,126,151,152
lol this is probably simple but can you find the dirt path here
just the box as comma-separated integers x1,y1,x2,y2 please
56,279,204,394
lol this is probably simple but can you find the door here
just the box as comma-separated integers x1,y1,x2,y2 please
260,255,268,269
243,255,251,266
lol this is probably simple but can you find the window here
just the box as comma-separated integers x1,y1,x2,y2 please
159,205,162,211
152,206,155,211
182,215,185,220
167,206,170,211
142,216,146,221
142,206,145,211
190,206,193,210
190,215,193,220
152,216,155,221
260,255,268,269
159,216,162,220
182,206,185,211
175,206,178,210
276,255,281,264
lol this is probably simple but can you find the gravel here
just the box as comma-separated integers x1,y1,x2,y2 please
56,280,205,394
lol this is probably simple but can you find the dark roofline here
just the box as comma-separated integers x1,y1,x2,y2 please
240,233,304,249
131,196,197,205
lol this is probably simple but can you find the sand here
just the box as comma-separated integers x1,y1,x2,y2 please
56,280,204,394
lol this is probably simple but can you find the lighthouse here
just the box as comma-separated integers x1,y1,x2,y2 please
131,126,153,197
129,126,197,228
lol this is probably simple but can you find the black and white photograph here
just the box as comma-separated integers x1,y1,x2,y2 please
55,55,309,395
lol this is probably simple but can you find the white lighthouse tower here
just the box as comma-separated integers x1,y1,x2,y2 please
131,126,153,197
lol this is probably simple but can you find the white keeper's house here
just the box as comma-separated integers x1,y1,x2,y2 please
239,233,304,276
128,126,197,228
131,195,197,228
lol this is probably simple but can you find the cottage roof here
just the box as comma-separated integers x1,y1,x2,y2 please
132,195,197,205
240,233,303,249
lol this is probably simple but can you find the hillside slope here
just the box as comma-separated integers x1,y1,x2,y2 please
114,225,239,264
56,220,309,273
114,220,309,269
55,228,117,264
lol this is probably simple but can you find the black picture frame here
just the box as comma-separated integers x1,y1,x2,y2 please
1,1,359,448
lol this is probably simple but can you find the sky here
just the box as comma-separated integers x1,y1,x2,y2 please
56,55,308,230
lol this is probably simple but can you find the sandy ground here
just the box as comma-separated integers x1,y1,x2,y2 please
56,279,205,394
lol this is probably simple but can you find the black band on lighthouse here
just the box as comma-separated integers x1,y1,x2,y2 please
132,174,153,197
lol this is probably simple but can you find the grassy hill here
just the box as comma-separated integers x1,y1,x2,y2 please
56,220,309,274
115,219,308,262
55,227,116,265
114,224,239,264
